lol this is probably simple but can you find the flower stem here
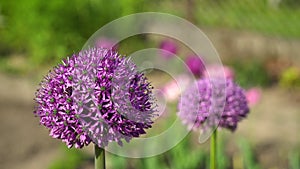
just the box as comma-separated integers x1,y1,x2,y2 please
210,129,217,169
95,145,106,169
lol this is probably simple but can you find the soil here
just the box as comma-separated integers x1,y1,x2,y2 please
0,73,60,169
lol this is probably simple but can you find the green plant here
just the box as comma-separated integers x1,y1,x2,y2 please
279,67,300,88
238,139,261,169
48,146,86,169
229,60,271,88
168,135,207,169
289,151,300,169
195,0,300,38
0,0,146,66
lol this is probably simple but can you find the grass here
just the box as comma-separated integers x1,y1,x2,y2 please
48,146,87,169
49,134,279,169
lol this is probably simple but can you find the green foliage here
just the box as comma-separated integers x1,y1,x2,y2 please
279,67,300,88
109,134,232,169
107,153,127,169
48,135,300,169
289,151,300,169
48,146,86,169
0,57,22,74
167,136,206,169
217,137,230,169
141,156,169,169
229,60,271,88
238,139,261,169
282,0,300,8
0,0,146,66
195,0,300,38
1,0,300,74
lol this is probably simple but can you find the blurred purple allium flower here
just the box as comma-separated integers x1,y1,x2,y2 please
203,65,235,80
159,39,178,59
34,48,156,148
95,37,118,50
178,78,249,131
185,55,205,77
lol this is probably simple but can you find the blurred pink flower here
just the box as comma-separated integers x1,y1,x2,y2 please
162,81,179,101
246,87,262,107
95,37,118,50
203,65,235,80
159,39,178,59
161,75,191,102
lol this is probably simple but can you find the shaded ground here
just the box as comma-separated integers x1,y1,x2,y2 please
0,73,60,169
232,86,300,168
0,72,299,169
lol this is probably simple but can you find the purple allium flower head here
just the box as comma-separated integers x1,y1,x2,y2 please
178,78,249,131
185,55,205,77
95,37,118,50
159,39,178,59
203,65,235,80
34,48,156,148
34,56,91,148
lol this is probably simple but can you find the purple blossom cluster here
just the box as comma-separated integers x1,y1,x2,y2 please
178,78,249,131
34,48,156,148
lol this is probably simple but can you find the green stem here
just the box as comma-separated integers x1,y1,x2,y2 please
95,145,106,169
210,129,217,169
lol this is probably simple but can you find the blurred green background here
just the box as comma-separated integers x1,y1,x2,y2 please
0,0,300,169
1,0,300,72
